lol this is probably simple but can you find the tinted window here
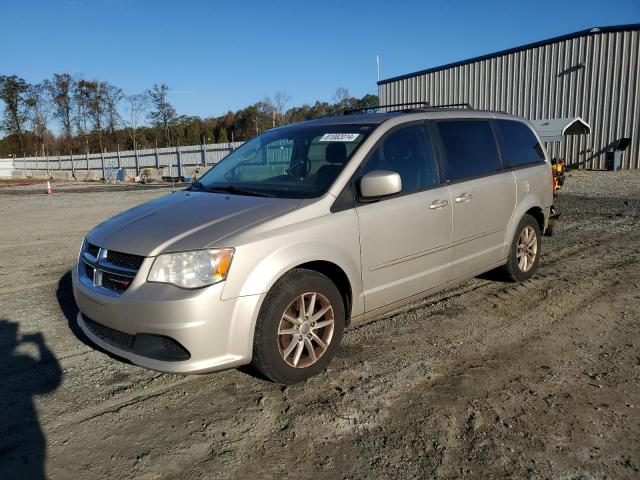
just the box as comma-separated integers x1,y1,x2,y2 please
437,120,502,181
361,125,438,193
496,120,545,167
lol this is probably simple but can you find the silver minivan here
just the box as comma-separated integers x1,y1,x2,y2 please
73,107,554,383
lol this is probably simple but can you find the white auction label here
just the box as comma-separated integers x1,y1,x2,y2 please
319,133,360,142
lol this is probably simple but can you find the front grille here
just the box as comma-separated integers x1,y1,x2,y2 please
107,250,145,270
85,263,95,279
87,243,100,258
102,272,133,293
80,242,145,295
84,317,134,349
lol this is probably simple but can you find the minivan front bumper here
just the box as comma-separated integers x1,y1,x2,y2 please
72,265,264,374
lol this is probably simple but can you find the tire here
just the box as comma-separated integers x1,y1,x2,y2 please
251,268,345,384
501,214,542,282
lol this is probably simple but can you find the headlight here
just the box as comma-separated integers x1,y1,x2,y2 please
147,249,234,289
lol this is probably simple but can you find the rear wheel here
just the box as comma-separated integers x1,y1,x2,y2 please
251,269,345,384
501,214,541,282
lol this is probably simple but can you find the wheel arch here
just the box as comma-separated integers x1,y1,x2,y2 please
294,260,353,325
525,206,545,232
502,196,548,259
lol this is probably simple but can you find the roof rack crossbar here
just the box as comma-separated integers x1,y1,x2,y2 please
344,101,474,115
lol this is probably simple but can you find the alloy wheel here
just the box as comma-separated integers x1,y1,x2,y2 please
516,225,538,272
277,292,335,368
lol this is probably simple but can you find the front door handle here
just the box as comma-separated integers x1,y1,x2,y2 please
455,193,473,203
429,199,449,209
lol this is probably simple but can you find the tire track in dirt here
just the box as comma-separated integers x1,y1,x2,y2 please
180,204,640,479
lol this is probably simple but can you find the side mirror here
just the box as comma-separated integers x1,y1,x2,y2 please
358,170,402,199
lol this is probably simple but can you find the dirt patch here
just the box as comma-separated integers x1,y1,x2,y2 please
0,170,639,479
0,178,69,187
0,180,178,195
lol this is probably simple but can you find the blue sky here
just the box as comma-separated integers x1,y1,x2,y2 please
1,0,638,121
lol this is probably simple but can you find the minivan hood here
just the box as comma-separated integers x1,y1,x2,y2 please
87,190,301,256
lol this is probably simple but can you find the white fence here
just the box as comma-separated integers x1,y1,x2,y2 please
0,158,12,178
2,142,245,179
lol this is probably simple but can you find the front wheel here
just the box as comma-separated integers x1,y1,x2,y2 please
251,269,345,384
501,214,541,282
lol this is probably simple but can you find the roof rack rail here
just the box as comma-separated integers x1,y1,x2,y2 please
344,101,430,115
344,101,473,115
431,102,474,109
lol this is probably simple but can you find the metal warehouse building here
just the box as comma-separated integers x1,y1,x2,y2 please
378,24,640,169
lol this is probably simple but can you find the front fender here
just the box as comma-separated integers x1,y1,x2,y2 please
220,209,364,316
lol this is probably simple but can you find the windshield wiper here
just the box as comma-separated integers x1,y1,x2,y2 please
200,185,277,198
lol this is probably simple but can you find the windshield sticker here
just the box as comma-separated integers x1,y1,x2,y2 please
319,133,361,142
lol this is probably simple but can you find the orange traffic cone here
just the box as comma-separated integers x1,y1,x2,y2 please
46,180,53,194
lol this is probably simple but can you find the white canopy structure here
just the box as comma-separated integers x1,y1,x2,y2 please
530,117,591,143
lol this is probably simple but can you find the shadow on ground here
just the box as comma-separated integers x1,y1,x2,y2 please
55,270,88,347
0,319,62,479
55,270,131,363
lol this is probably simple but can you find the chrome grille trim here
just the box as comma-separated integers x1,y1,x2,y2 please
79,244,144,296
83,253,138,277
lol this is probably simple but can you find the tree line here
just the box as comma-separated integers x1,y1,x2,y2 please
0,74,378,158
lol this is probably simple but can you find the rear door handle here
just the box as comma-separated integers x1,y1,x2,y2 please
429,199,449,209
455,193,473,203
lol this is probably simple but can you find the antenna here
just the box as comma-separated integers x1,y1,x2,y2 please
376,55,380,83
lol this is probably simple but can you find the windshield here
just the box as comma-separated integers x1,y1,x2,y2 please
192,123,374,198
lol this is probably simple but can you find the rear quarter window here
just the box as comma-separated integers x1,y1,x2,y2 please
495,119,545,167
436,120,502,182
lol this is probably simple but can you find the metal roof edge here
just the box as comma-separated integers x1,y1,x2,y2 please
377,23,640,85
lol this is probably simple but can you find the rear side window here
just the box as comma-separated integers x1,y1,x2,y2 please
436,120,502,182
495,120,545,167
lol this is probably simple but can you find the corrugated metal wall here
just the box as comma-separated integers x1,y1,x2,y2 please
379,28,640,169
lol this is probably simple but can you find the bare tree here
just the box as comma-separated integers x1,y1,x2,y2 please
0,75,30,156
273,91,291,115
74,79,94,153
84,81,108,152
264,90,292,126
122,93,149,151
103,83,124,143
333,87,350,104
26,83,52,156
147,83,177,147
45,73,75,144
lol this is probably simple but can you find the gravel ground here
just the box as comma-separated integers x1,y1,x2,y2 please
0,180,180,195
0,170,639,479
